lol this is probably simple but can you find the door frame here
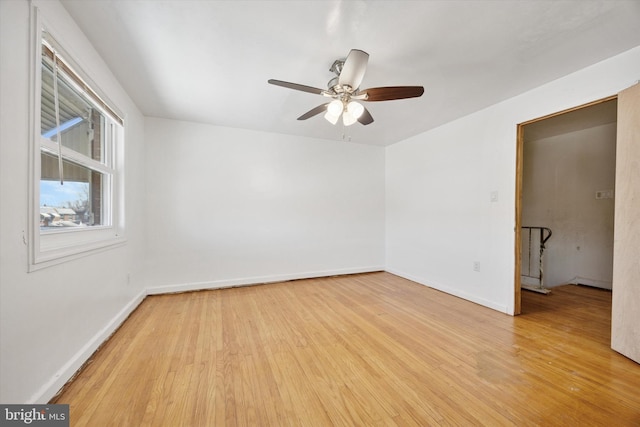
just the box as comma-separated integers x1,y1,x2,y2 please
513,95,618,315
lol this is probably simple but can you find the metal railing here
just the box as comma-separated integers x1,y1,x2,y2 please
521,226,552,292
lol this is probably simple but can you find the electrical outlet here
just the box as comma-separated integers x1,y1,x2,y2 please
473,261,481,272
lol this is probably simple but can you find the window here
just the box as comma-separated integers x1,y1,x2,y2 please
30,17,125,269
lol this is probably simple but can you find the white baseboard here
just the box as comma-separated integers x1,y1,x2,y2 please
568,276,612,290
30,289,147,404
386,268,510,314
146,266,385,295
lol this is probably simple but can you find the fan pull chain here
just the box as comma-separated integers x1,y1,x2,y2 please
52,53,64,185
341,122,352,142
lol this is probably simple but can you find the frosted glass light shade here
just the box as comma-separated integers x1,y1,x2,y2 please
327,100,344,116
347,101,364,119
342,111,357,126
324,111,340,124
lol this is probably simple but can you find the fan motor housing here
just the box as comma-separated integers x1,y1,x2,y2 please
327,76,341,94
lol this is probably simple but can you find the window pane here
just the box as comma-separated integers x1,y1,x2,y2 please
40,153,105,229
41,54,105,163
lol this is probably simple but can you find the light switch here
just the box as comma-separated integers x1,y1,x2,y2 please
595,190,614,199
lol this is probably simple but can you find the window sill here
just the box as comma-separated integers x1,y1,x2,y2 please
29,231,127,272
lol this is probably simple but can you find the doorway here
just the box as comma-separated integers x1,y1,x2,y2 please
514,96,617,314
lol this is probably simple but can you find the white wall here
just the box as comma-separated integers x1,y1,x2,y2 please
0,0,147,403
522,123,616,288
144,118,385,292
386,46,640,314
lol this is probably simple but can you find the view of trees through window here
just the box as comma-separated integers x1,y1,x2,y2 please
40,180,91,228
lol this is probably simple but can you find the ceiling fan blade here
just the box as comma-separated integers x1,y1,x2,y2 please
361,86,424,101
268,79,325,95
358,107,374,125
297,103,329,120
338,49,369,90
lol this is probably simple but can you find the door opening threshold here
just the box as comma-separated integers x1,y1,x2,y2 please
521,284,551,294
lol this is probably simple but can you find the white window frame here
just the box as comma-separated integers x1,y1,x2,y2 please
29,7,126,271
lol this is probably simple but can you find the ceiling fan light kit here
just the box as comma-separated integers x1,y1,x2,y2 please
268,49,424,127
323,99,365,126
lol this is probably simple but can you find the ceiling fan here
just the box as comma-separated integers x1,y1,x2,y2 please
268,49,424,126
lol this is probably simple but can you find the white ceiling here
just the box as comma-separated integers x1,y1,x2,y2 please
60,0,640,146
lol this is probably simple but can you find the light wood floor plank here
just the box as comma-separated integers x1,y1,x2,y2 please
52,272,640,426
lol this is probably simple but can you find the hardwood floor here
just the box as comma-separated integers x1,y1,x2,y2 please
52,272,640,426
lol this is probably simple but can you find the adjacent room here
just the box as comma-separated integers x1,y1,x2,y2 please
1,0,639,424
